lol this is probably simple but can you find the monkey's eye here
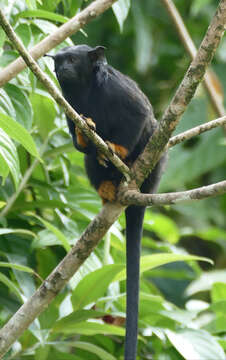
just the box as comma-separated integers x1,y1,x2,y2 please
68,55,74,63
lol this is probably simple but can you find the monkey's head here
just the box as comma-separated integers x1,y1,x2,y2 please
46,45,107,86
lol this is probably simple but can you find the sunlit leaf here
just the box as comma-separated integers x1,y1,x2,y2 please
112,0,130,32
166,329,225,360
53,320,125,336
0,128,20,188
16,9,68,23
115,253,213,282
0,112,40,160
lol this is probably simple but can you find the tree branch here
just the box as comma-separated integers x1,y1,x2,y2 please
120,181,226,206
161,0,225,118
167,115,226,149
0,0,117,87
0,8,131,182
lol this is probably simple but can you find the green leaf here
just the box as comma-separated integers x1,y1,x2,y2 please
112,0,130,32
0,112,40,160
163,129,226,190
132,1,152,74
35,215,71,252
196,227,226,242
0,27,6,49
30,92,56,140
0,228,36,237
115,253,213,282
17,9,68,23
15,23,32,48
166,329,225,360
53,320,125,336
0,128,20,188
0,272,23,301
211,282,226,303
73,341,116,360
71,264,124,310
144,212,179,244
0,89,16,121
25,0,37,10
0,152,9,183
53,310,106,331
210,300,226,315
186,270,226,296
191,0,212,15
46,349,82,360
4,84,33,130
0,261,34,274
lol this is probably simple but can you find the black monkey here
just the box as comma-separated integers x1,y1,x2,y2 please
47,45,165,360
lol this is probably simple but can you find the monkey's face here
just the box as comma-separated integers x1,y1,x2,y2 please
53,45,92,86
50,45,106,87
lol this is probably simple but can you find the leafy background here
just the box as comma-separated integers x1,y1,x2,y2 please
0,0,226,359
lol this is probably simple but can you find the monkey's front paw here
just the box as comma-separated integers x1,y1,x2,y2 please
80,114,96,131
106,142,128,160
98,181,116,202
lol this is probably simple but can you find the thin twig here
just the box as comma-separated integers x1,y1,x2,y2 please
167,115,226,149
120,181,226,206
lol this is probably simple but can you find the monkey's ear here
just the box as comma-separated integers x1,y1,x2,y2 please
44,54,56,60
88,46,106,63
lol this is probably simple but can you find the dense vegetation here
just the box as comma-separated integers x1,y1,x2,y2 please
0,0,226,359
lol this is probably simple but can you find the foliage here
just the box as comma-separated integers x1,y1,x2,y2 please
0,0,226,359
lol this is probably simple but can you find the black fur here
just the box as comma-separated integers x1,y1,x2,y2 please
51,45,165,360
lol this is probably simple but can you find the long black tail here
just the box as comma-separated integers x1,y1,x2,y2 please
124,205,146,360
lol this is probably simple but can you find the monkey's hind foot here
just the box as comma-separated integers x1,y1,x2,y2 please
98,181,116,202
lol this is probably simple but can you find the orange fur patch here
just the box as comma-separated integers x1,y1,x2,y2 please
76,128,87,148
98,181,116,202
107,142,128,159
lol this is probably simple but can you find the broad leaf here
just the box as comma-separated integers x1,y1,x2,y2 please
71,264,124,310
0,112,40,159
